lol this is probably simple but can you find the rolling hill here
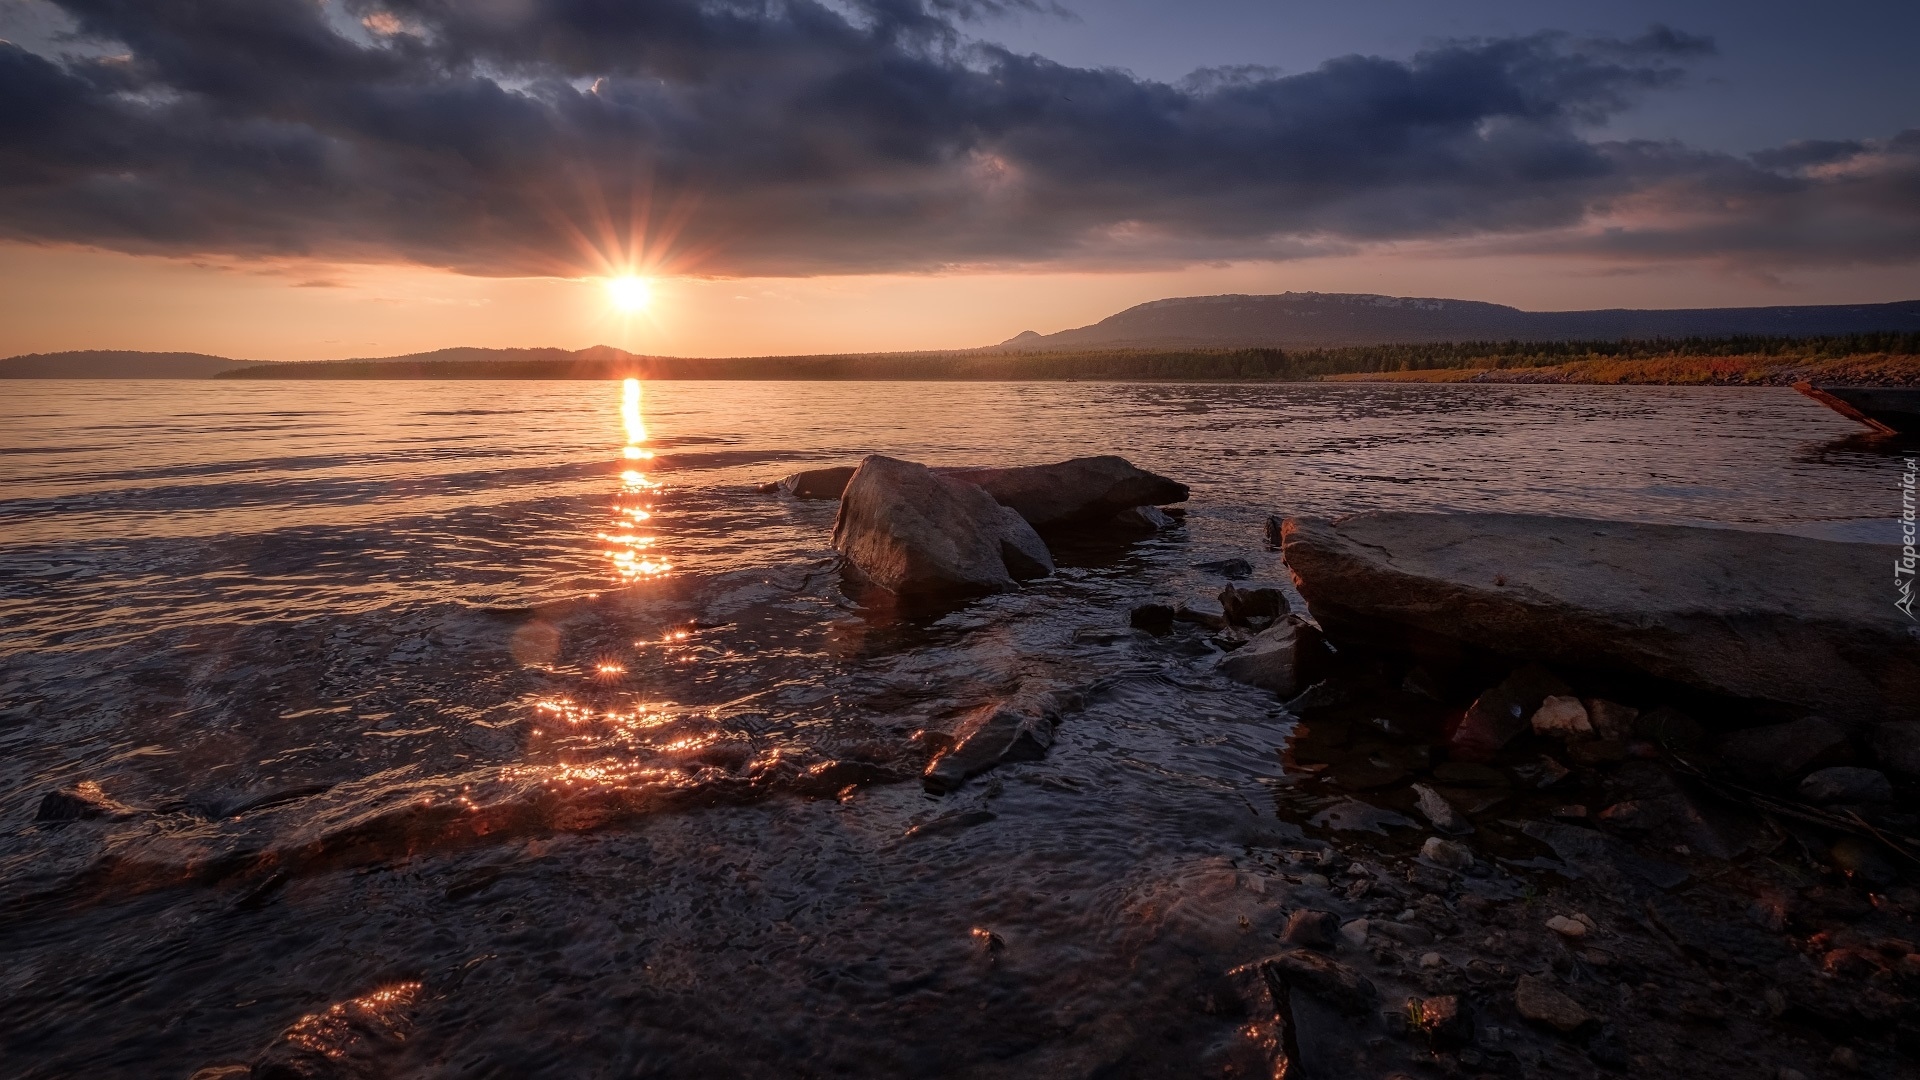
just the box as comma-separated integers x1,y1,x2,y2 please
0,350,266,378
998,293,1920,350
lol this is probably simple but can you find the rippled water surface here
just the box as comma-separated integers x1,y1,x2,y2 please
0,380,1898,1077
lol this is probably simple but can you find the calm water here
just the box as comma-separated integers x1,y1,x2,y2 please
0,380,1898,1077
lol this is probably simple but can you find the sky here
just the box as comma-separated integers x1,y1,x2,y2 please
0,0,1916,360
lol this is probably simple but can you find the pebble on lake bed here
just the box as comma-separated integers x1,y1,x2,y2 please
1545,915,1588,938
1514,974,1593,1032
1420,836,1474,871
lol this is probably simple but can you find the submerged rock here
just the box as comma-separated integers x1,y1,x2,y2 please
1129,603,1176,635
1111,504,1177,530
1217,615,1325,697
942,455,1188,529
35,781,137,822
1193,557,1254,579
923,691,1077,793
1219,584,1288,628
832,455,1053,612
1280,513,1920,724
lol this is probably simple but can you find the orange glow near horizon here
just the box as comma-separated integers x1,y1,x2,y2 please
6,243,1918,362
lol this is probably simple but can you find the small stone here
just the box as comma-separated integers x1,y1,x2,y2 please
1584,698,1640,741
1579,948,1611,967
1514,974,1593,1032
1410,994,1473,1047
1218,584,1287,626
1510,756,1570,789
1531,695,1594,739
1448,664,1574,761
1762,988,1787,1018
1830,1046,1860,1072
1419,951,1444,969
1282,909,1341,950
1411,783,1473,835
1545,915,1588,938
1339,919,1370,947
1597,800,1661,832
1420,836,1474,871
1374,921,1434,947
1799,766,1893,805
1129,603,1175,635
1778,1070,1808,1080
1298,872,1331,889
1551,804,1588,820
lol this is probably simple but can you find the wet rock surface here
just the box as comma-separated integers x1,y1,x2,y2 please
1281,512,1920,724
942,455,1190,529
831,455,1053,611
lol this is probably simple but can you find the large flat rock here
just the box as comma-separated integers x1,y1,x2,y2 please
1281,513,1920,723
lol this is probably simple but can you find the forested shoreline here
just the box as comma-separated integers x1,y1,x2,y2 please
208,332,1920,383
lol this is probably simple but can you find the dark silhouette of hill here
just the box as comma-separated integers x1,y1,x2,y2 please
0,350,262,378
998,293,1920,349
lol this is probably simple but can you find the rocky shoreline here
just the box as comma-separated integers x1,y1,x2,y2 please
758,454,1920,1078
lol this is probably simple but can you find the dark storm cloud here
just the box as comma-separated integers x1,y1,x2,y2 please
0,0,1912,275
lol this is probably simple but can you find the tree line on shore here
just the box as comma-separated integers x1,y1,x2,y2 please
216,332,1920,382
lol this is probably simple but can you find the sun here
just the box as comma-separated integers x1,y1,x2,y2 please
604,275,652,312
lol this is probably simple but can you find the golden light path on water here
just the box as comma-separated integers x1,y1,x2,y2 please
503,376,706,804
603,377,670,582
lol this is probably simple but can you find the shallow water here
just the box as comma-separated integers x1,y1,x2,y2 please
0,379,1899,1077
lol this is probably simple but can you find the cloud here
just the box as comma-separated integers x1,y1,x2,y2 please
0,1,1912,277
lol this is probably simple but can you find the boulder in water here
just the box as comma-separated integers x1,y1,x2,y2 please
943,455,1188,529
832,455,1053,612
772,465,858,500
1281,513,1920,724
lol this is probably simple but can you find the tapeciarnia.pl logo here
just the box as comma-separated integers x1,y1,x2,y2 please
1900,453,1917,620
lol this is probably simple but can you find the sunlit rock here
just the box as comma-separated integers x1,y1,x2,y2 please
942,455,1188,529
35,781,137,822
1283,513,1920,725
831,455,1053,612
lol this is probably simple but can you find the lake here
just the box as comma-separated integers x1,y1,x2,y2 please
0,380,1900,1077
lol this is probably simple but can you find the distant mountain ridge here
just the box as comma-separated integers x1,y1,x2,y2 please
998,293,1920,350
0,350,262,378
